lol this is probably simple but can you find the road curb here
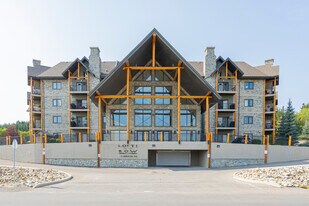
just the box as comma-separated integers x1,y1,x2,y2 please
33,171,73,188
233,173,282,188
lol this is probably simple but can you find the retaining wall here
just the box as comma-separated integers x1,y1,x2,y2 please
0,144,43,164
268,145,309,163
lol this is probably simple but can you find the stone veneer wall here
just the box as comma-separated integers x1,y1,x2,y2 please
238,79,264,138
101,159,148,168
211,159,264,168
43,79,69,134
105,75,202,140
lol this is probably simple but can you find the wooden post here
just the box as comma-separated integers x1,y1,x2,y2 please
33,134,36,144
288,135,292,146
20,134,23,145
96,132,101,168
40,133,42,143
227,133,230,143
210,133,213,142
44,133,47,143
43,133,47,164
61,133,64,143
160,132,163,142
126,67,130,143
245,134,248,144
267,135,270,145
79,133,82,142
177,66,181,143
262,135,266,145
144,131,147,142
207,133,211,168
98,98,102,141
272,135,275,145
5,136,8,145
264,135,268,164
205,97,209,139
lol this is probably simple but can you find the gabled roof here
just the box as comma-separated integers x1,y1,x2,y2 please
234,61,279,79
90,28,221,107
38,62,71,79
216,56,225,68
27,64,50,85
61,57,93,78
211,57,244,77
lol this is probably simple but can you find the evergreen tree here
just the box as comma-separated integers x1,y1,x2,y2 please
278,107,287,137
277,99,299,145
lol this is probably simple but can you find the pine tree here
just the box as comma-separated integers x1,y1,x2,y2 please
277,99,299,144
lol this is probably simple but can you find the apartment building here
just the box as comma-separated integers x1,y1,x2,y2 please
27,29,279,166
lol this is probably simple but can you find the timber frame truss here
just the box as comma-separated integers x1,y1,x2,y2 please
95,34,212,143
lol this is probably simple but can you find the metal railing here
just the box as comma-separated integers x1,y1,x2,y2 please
217,121,235,128
70,84,87,92
218,84,236,92
218,103,235,110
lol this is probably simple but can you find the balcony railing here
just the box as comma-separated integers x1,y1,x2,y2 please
32,89,41,95
218,84,236,92
217,121,235,128
218,103,235,110
32,105,41,112
70,84,87,92
265,123,273,129
70,121,88,127
70,103,88,110
265,105,274,112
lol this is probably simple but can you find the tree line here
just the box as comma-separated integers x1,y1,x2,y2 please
0,121,30,137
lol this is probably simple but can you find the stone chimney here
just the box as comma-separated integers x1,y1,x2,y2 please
32,59,41,67
204,47,216,87
89,47,101,78
265,59,274,66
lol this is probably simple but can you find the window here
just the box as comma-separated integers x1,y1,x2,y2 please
154,70,171,81
113,90,127,105
134,131,151,141
135,110,152,126
155,86,171,105
134,86,151,105
181,110,196,127
53,116,62,124
154,131,172,141
111,110,127,126
244,99,254,107
155,110,171,127
52,82,61,90
244,82,254,90
181,131,197,141
244,116,253,124
136,70,152,81
110,131,126,141
52,99,62,107
76,116,87,127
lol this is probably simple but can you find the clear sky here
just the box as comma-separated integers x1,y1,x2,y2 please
0,0,308,124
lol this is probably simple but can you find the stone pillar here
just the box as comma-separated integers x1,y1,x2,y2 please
204,47,217,134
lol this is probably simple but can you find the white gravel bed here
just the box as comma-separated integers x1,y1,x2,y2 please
234,166,309,187
0,166,70,188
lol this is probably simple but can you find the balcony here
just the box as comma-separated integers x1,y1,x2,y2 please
265,122,274,130
217,83,236,94
217,119,236,130
70,101,88,112
218,102,236,112
70,83,88,93
265,104,275,113
32,88,41,95
70,117,88,129
32,104,41,113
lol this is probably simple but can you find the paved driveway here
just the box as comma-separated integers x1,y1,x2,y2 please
0,160,308,206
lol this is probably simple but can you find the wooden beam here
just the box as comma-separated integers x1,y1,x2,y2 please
152,34,156,67
234,70,238,136
87,71,90,135
30,77,33,135
101,98,108,105
77,61,80,77
68,71,71,135
273,77,277,140
123,66,183,70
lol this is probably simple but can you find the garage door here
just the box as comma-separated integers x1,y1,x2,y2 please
156,151,191,166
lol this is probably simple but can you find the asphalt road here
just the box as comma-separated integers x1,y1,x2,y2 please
0,160,308,206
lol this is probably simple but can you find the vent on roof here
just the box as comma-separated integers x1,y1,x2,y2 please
33,59,41,67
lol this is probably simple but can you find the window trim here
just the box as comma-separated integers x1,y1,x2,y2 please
154,86,172,105
180,110,197,127
53,116,62,124
244,82,254,90
244,116,253,124
155,109,172,127
52,82,62,90
244,99,254,107
52,99,62,107
110,109,127,127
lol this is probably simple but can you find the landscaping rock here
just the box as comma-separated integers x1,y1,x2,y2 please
235,166,309,188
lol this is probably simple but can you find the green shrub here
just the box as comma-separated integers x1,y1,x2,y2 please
251,139,261,144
